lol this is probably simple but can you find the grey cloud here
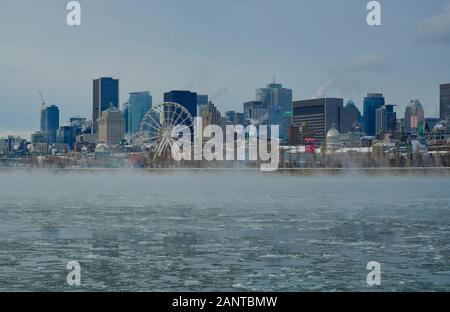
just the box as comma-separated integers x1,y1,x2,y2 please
347,53,390,74
417,1,450,45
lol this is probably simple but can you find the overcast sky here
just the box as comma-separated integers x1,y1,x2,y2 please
1,0,450,135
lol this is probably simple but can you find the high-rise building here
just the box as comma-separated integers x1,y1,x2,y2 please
57,126,76,150
69,117,88,136
31,131,48,144
363,93,385,136
404,99,425,135
293,98,343,147
440,84,450,121
375,104,396,137
243,101,267,124
123,102,129,135
40,108,45,132
92,77,119,134
225,111,245,125
98,106,125,146
340,100,361,133
256,81,293,142
127,92,152,136
197,94,209,116
44,105,60,144
201,101,225,134
164,90,197,118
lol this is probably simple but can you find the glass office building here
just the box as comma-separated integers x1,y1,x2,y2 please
363,93,385,136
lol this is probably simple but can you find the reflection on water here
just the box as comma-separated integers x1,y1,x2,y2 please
0,170,449,291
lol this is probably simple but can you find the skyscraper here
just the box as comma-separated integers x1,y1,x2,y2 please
127,92,152,136
256,81,293,142
404,99,425,135
440,84,450,121
57,126,76,150
164,90,197,118
197,94,209,116
340,100,361,133
201,101,225,133
243,101,266,124
92,77,119,134
375,104,396,137
44,105,60,144
293,98,343,147
98,106,125,146
363,93,385,136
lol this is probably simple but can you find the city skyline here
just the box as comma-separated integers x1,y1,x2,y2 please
1,0,450,134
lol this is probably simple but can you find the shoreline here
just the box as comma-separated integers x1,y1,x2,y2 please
1,167,450,176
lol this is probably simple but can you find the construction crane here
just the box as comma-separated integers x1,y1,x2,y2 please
38,90,46,109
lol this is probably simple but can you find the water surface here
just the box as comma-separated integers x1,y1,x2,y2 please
0,170,449,291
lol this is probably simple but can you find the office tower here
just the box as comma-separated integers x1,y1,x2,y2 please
386,105,397,133
44,105,60,144
40,108,45,132
404,99,425,135
69,117,87,136
375,105,396,137
363,93,385,136
440,84,450,121
197,94,209,116
164,90,197,118
128,92,152,136
31,131,48,144
57,126,76,150
293,98,343,147
225,111,245,125
256,81,293,142
244,101,267,124
340,100,362,133
98,106,125,146
201,101,225,133
123,103,129,135
425,118,439,131
92,77,119,134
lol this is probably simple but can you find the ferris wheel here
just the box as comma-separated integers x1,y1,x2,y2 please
135,102,194,159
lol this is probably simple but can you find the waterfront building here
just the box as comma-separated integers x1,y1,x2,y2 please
44,105,60,144
92,77,119,134
30,143,49,155
128,91,152,136
293,98,343,147
326,126,342,153
98,106,125,146
363,93,385,136
404,99,425,135
441,83,450,121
